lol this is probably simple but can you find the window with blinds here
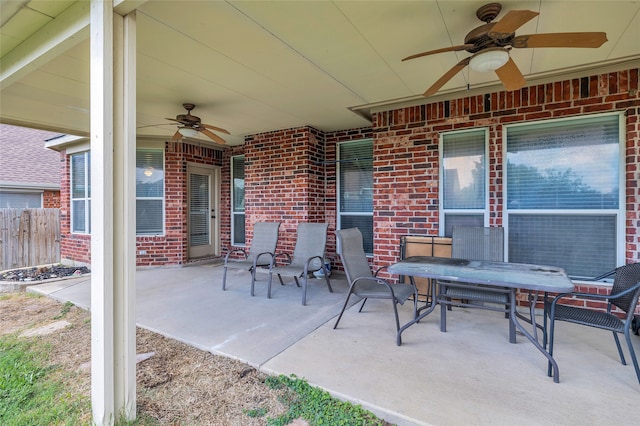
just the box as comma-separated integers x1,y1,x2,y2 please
136,149,164,235
505,113,622,278
231,155,245,245
71,151,91,233
338,140,373,254
440,129,487,236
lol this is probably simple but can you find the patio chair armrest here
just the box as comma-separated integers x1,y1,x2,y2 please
224,248,247,262
352,276,397,295
304,255,325,273
549,281,640,307
373,265,389,277
274,252,291,266
252,251,276,269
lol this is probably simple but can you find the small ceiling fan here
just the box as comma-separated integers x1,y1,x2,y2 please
165,103,230,144
403,2,607,97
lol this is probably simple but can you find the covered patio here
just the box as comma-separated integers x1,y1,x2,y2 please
2,1,639,424
30,264,640,425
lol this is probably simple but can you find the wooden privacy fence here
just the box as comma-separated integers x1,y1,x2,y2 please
0,208,60,271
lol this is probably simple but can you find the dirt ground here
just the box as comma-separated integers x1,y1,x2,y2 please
0,291,292,425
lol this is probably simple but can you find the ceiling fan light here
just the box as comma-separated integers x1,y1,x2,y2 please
177,127,199,138
469,49,509,72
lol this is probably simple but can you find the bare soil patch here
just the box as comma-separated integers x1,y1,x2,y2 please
0,292,291,425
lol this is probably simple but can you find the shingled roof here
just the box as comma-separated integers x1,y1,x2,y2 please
0,124,62,188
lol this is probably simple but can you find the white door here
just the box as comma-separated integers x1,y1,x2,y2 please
187,164,220,259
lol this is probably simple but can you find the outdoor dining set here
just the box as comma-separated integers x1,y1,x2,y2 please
221,222,640,387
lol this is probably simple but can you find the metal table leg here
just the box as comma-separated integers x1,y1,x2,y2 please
509,289,561,383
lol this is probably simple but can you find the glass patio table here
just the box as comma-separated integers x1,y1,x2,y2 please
388,256,574,383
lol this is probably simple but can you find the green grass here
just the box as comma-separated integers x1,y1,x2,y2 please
0,336,89,425
264,374,388,426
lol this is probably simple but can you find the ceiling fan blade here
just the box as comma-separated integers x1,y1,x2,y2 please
165,118,182,123
200,128,227,145
511,32,608,49
402,44,474,61
137,123,174,129
495,57,526,91
171,130,182,142
423,57,471,97
489,10,539,39
202,123,230,135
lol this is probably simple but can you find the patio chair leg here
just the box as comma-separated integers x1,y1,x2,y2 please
392,301,402,346
222,266,228,291
333,290,354,329
251,269,257,296
324,267,333,293
358,298,367,312
623,329,640,385
612,332,627,365
266,273,273,298
301,275,308,306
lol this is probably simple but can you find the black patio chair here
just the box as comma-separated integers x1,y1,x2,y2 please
545,263,640,385
333,228,418,344
437,226,514,341
266,222,332,305
221,221,280,295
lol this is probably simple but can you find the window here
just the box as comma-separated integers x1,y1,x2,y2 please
505,113,623,278
338,140,373,254
71,152,91,233
231,155,245,245
440,129,488,236
136,150,164,235
0,192,42,208
70,149,166,235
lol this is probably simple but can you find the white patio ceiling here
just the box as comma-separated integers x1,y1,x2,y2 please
2,1,639,146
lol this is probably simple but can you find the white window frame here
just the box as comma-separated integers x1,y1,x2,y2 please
70,151,90,234
439,128,490,236
503,112,625,278
136,148,165,236
231,155,245,246
337,139,374,255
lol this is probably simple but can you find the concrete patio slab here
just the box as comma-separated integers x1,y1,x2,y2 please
27,263,640,426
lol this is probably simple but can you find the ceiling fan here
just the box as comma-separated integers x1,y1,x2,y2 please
403,2,607,97
165,103,230,145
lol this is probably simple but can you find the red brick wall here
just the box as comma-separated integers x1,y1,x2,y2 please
240,126,327,256
42,190,60,208
369,67,640,313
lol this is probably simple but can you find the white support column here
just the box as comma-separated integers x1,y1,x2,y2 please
113,10,137,421
90,1,137,424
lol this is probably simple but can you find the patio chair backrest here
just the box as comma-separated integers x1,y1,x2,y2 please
289,223,328,269
610,263,640,315
452,226,504,262
247,222,280,264
335,228,373,284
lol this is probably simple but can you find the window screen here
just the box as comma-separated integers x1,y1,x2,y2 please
231,156,245,245
506,114,621,278
136,150,164,235
338,140,373,254
441,129,487,237
71,152,90,233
